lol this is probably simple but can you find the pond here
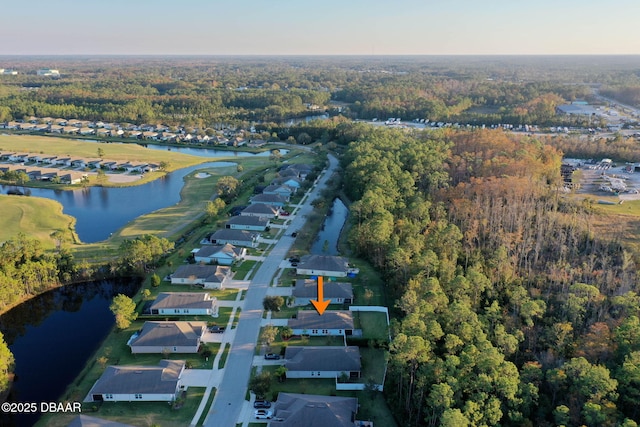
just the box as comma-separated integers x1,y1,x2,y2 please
310,198,349,255
0,279,139,427
142,144,288,158
1,161,235,243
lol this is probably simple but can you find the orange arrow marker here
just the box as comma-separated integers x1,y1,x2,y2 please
310,276,330,315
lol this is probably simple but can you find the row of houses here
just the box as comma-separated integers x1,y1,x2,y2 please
0,163,88,184
0,151,159,173
1,117,270,147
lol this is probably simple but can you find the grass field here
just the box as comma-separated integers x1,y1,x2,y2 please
0,134,207,171
42,386,206,427
0,194,76,248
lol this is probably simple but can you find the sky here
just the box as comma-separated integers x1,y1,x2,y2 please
2,0,640,56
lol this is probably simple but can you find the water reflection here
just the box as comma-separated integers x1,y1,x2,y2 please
1,161,233,243
310,198,349,255
0,279,139,427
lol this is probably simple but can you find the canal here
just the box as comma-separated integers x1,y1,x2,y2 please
310,198,349,255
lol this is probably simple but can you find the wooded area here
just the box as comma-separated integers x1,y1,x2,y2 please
3,56,636,130
342,127,640,426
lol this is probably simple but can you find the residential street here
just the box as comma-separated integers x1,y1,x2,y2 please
201,154,339,427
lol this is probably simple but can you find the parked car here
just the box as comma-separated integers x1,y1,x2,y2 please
280,211,290,216
264,353,280,360
254,400,271,409
291,232,298,237
209,326,225,333
288,257,300,263
254,409,273,419
290,262,298,267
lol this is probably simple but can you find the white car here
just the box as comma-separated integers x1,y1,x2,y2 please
255,409,273,419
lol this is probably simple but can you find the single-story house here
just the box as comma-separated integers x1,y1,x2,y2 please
250,193,287,207
127,321,207,354
285,346,361,379
295,255,351,278
193,243,245,265
272,177,303,189
288,310,355,336
240,203,279,219
292,279,353,306
279,168,301,178
225,215,270,231
87,359,185,402
286,163,313,178
55,157,72,166
262,184,294,198
269,393,359,427
59,172,88,184
149,292,216,316
209,229,258,248
170,264,232,289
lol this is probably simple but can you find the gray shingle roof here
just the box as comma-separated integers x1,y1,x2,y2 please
226,216,269,227
297,255,349,273
250,193,287,204
270,393,358,427
195,243,243,258
285,346,361,373
288,310,354,331
292,279,353,299
150,292,214,311
210,229,257,242
241,203,279,215
172,265,230,283
129,321,206,348
89,360,184,395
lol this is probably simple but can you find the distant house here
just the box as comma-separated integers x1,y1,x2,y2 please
87,359,185,402
292,279,353,306
288,310,355,336
59,172,87,185
250,193,287,207
240,203,280,219
149,292,216,316
285,346,361,379
127,321,207,354
247,139,267,148
170,264,232,289
271,177,303,189
225,215,270,231
262,184,294,199
193,243,246,265
295,255,353,278
270,393,359,427
209,229,258,248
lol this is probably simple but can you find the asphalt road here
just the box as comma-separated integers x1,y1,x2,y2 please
204,154,339,427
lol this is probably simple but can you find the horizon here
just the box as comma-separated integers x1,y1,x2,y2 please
1,0,639,56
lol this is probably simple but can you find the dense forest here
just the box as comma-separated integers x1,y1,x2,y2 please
1,56,638,129
342,127,640,426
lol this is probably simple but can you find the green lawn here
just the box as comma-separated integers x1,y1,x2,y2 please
196,388,216,426
0,134,205,171
44,386,206,427
0,195,77,249
353,311,389,341
233,259,257,280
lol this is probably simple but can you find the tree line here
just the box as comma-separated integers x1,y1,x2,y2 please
342,127,640,426
3,56,637,131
